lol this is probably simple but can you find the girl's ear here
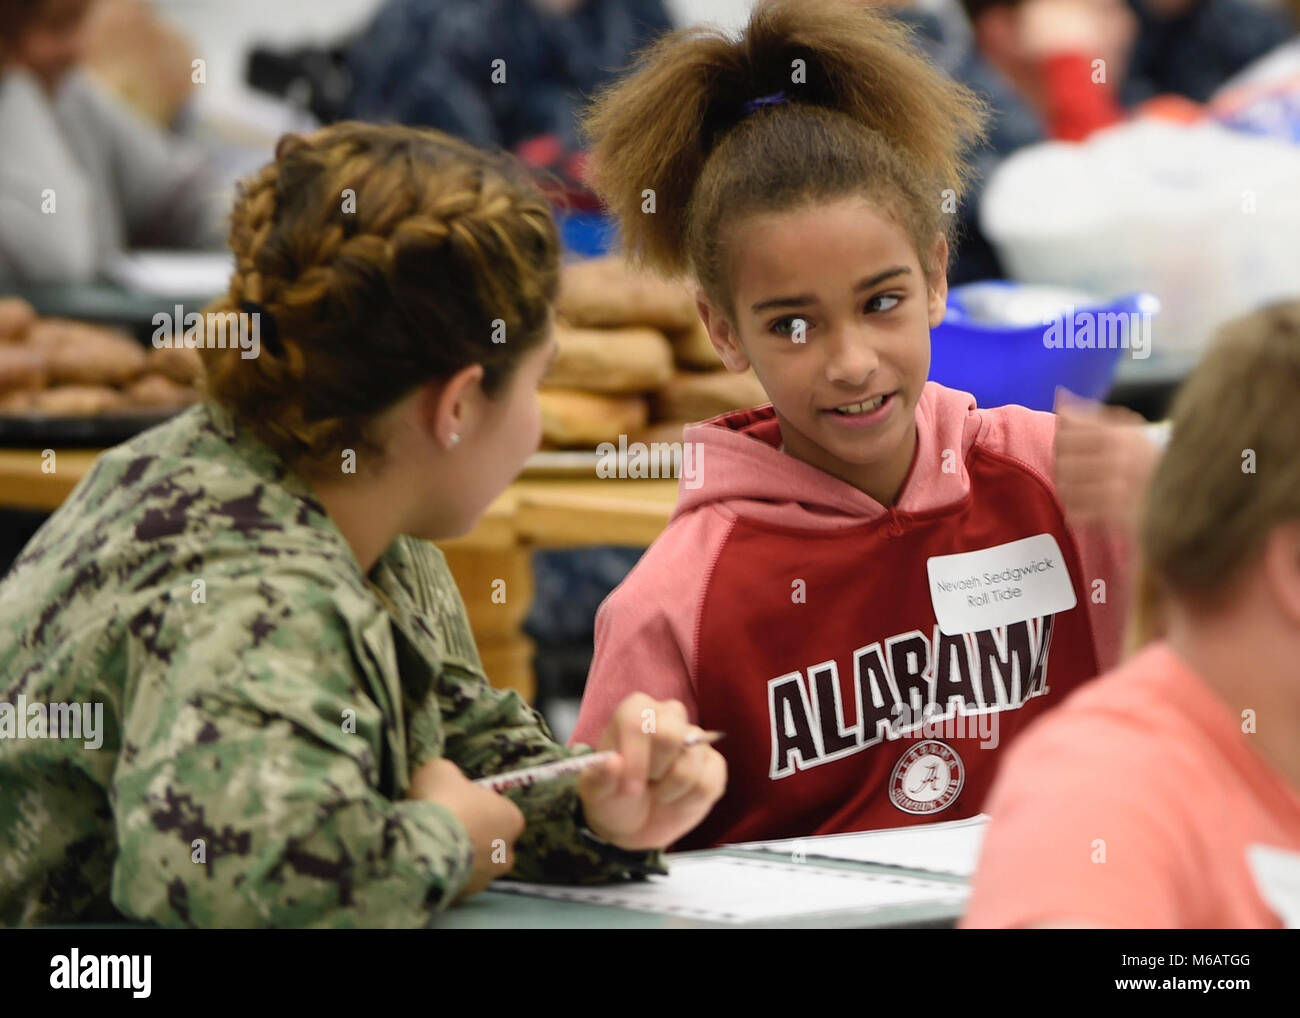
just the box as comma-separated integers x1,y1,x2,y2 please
927,235,950,330
421,363,485,450
696,293,751,373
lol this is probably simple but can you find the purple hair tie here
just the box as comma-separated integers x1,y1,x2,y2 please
741,91,788,115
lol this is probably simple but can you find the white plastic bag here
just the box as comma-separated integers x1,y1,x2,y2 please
981,121,1300,368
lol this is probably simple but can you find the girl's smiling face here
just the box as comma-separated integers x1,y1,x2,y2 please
698,195,948,505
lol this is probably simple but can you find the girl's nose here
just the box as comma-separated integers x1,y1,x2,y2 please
824,327,880,388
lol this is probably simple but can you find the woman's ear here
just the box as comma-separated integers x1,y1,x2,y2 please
420,363,485,450
696,293,750,373
927,235,950,330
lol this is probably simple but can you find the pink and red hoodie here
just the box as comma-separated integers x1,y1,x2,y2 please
572,381,1132,849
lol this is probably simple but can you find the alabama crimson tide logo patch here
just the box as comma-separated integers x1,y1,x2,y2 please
889,740,965,815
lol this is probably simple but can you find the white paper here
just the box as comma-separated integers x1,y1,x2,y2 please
494,855,967,924
927,534,1076,635
734,815,989,877
106,251,234,297
1247,843,1300,928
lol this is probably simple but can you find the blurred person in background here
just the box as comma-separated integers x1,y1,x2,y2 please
81,0,199,129
963,0,1294,138
885,0,1046,281
0,0,226,283
962,0,1134,140
1123,0,1295,106
342,0,674,211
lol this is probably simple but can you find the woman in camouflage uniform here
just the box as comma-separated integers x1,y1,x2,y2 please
0,123,725,927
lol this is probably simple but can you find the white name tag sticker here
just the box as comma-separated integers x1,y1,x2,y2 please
1248,844,1300,928
927,534,1076,636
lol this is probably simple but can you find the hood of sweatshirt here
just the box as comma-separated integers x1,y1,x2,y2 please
674,380,984,530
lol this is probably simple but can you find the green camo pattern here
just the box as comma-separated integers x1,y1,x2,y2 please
0,401,663,927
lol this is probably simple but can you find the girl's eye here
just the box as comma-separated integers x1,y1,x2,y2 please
771,316,809,338
770,296,900,335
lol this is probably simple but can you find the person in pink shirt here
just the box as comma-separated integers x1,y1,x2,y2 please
964,301,1300,928
570,0,1133,849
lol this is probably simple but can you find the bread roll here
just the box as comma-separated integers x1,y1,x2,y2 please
123,373,199,410
28,385,127,416
538,389,648,448
146,344,203,385
0,298,37,342
557,256,696,331
24,318,87,350
666,319,722,370
27,319,147,386
0,346,48,395
0,390,35,413
547,324,673,394
654,369,769,422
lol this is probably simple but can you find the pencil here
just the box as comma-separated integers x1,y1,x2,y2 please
475,730,725,793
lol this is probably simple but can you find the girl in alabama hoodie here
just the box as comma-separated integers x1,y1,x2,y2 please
572,0,1131,848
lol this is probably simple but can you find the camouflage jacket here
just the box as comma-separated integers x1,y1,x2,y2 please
0,401,663,927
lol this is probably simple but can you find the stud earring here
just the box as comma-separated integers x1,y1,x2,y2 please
449,433,461,446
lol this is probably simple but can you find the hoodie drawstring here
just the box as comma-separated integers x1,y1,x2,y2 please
887,507,905,537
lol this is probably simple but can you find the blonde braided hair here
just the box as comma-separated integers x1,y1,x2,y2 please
201,122,560,470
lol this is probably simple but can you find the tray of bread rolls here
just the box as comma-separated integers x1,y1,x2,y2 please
3,256,772,458
0,298,200,448
535,255,768,464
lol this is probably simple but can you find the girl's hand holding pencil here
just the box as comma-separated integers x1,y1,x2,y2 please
475,729,724,793
409,696,725,903
569,694,727,853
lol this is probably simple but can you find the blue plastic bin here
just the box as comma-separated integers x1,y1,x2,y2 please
930,283,1159,411
557,212,617,259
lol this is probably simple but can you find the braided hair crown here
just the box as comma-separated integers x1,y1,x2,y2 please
202,122,561,468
